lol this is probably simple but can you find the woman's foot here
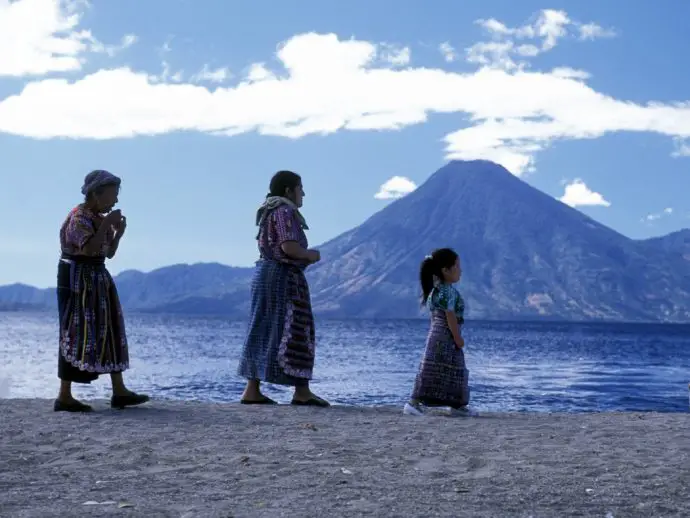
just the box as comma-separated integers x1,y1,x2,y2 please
291,388,330,407
240,394,278,405
291,395,330,407
240,380,279,404
54,397,93,413
111,391,150,409
403,401,425,416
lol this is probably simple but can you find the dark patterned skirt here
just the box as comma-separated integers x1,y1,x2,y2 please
57,255,129,383
237,260,316,386
411,310,470,408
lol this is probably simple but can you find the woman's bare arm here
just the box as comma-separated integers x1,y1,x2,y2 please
106,235,121,259
281,241,313,261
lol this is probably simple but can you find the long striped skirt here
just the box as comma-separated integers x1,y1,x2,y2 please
57,255,129,383
411,310,470,408
237,260,316,386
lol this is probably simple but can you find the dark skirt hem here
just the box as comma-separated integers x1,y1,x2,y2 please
57,352,127,384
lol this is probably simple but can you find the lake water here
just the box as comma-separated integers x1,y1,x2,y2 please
0,312,688,412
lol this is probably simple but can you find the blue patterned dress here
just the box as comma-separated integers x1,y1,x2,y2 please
237,204,316,386
410,283,469,408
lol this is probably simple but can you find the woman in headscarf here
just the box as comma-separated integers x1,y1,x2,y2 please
237,170,330,406
54,170,149,412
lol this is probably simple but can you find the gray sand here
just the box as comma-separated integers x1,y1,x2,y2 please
1,400,689,518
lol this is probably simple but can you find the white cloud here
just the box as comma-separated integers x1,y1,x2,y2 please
551,67,590,80
90,33,137,58
379,45,410,67
374,176,417,200
516,44,541,57
477,19,514,36
672,138,690,157
468,9,616,71
579,23,617,41
439,42,457,62
466,41,517,70
644,207,673,222
246,63,275,82
151,61,184,83
191,64,231,84
0,0,134,77
559,179,611,208
1,4,690,178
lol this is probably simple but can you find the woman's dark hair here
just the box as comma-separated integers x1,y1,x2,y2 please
420,248,459,305
268,170,302,198
84,183,119,202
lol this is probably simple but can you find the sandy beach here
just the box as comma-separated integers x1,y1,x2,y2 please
1,400,688,518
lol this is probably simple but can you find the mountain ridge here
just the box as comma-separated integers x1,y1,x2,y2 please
2,160,689,321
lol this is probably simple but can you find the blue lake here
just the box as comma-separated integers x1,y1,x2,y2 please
1,312,689,412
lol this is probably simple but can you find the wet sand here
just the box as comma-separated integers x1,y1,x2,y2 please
1,399,689,517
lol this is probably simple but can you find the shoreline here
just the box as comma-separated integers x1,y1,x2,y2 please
4,308,690,327
2,399,689,517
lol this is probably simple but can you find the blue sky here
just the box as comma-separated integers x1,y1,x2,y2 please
1,0,689,287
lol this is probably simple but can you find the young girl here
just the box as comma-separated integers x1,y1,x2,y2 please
403,248,475,417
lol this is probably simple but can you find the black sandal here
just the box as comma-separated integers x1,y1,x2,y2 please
53,399,93,413
240,395,278,405
291,396,330,407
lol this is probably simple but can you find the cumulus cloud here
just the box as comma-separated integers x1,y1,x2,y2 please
0,0,134,77
374,176,417,200
90,33,138,58
1,2,689,177
191,64,231,84
379,45,411,67
468,9,615,71
551,67,590,80
559,179,611,208
439,42,456,62
579,23,617,41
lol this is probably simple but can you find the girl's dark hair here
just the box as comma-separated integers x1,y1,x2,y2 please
268,170,302,198
420,248,459,305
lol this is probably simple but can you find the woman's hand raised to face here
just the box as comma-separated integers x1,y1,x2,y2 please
103,209,122,228
114,215,127,236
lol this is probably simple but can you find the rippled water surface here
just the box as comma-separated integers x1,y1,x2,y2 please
1,312,689,412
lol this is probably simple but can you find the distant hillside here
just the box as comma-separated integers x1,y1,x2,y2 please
639,229,690,260
2,160,689,321
307,160,690,320
0,263,253,314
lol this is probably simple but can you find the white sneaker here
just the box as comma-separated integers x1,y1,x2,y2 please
403,402,425,416
449,407,478,417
